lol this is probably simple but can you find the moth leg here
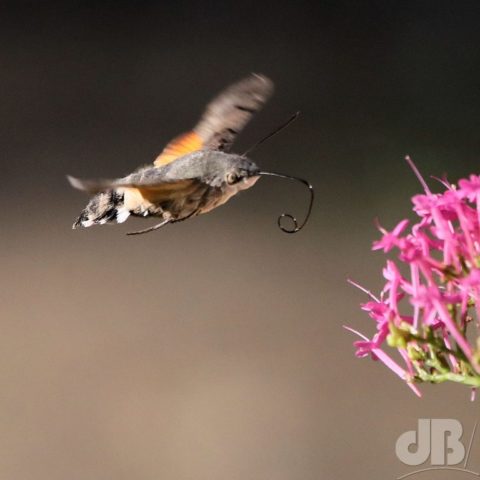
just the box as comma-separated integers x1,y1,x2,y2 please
126,218,171,236
171,210,197,223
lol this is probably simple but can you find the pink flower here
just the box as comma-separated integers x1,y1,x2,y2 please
459,174,480,201
373,219,409,252
344,326,422,397
348,157,480,398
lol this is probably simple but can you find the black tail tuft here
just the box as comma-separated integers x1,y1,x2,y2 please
73,190,125,228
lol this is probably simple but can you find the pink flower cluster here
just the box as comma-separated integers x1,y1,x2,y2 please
347,157,480,397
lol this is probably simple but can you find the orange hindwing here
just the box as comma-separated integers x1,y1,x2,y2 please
154,131,203,166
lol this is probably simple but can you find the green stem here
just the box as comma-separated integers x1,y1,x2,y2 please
416,371,480,387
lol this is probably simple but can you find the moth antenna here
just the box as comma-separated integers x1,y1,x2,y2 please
257,171,314,233
242,111,300,157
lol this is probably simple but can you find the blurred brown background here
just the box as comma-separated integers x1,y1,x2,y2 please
1,1,480,479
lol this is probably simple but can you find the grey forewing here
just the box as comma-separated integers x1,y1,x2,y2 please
117,151,258,188
194,74,274,152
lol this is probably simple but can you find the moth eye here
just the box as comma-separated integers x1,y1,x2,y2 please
226,172,240,185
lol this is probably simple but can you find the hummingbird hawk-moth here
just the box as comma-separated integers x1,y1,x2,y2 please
68,74,313,235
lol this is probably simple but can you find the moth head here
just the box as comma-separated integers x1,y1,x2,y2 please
220,154,315,234
223,156,261,188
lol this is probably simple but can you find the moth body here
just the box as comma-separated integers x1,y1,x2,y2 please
71,151,261,229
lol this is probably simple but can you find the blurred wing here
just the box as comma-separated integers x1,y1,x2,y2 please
67,175,118,193
67,172,198,202
154,73,274,166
